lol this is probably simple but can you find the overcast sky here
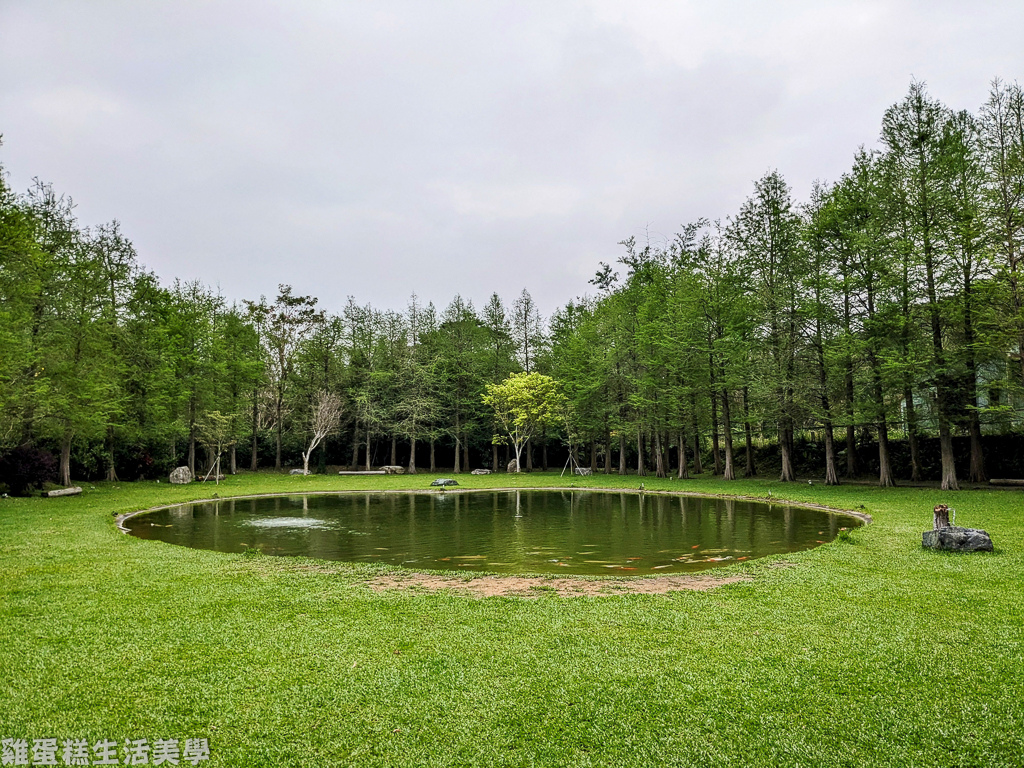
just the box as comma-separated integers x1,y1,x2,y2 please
2,1,1022,317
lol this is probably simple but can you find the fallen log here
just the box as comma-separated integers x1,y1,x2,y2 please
44,486,82,498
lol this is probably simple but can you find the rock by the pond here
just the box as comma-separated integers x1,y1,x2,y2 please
169,466,192,484
922,526,994,552
574,467,593,476
44,486,82,498
289,469,309,475
381,465,405,475
471,469,492,475
430,478,459,487
506,459,519,473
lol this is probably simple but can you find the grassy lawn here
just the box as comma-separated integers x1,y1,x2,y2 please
1,471,1021,767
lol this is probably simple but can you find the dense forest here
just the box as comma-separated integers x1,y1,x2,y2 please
2,80,1022,492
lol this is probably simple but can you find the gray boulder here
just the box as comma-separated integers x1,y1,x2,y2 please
169,467,192,484
430,478,459,487
922,526,993,552
574,467,593,476
471,469,492,475
506,459,519,473
381,465,405,475
289,469,309,475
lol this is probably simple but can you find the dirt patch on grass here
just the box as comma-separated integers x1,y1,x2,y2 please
368,572,749,597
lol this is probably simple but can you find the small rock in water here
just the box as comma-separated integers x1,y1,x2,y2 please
922,527,993,552
430,478,459,487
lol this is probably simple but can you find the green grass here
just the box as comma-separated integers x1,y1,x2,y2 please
1,471,1022,767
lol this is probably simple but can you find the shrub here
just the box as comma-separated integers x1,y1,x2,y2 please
0,445,59,496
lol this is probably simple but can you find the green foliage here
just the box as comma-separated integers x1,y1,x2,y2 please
482,372,566,470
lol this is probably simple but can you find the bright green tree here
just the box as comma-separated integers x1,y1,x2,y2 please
483,372,566,473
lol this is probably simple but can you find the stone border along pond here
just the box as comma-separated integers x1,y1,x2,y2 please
113,487,872,596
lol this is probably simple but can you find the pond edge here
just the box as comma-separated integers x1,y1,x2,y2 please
114,486,873,534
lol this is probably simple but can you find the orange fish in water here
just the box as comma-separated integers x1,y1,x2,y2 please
618,566,638,571
626,557,642,561
691,545,700,549
737,556,749,561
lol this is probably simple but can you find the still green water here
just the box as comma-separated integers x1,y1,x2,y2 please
125,490,859,575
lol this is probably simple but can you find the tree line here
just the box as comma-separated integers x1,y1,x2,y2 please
1,79,1022,490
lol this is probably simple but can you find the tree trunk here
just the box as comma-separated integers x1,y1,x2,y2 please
968,414,985,484
60,429,72,487
845,361,857,478
104,427,118,482
653,431,666,478
350,424,360,471
453,416,461,474
877,420,895,488
188,434,196,477
230,445,237,475
636,430,646,476
778,422,795,482
543,443,549,471
430,439,436,472
869,351,895,488
742,386,755,477
721,387,735,481
823,423,838,486
591,441,598,473
677,430,689,478
710,391,722,475
618,433,626,475
365,432,371,471
939,425,959,490
275,406,283,470
390,437,397,466
408,437,417,474
963,274,987,483
250,387,259,471
492,443,499,472
464,440,470,472
904,388,921,482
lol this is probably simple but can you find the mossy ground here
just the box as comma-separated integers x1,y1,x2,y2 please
1,471,1021,766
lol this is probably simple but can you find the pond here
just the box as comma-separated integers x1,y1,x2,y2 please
123,490,861,575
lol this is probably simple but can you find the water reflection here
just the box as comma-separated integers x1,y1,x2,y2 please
125,491,859,576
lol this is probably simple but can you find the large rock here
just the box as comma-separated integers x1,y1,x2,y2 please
430,478,459,487
506,459,519,473
289,469,309,475
169,467,192,484
574,467,593,476
922,526,993,552
381,465,405,475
